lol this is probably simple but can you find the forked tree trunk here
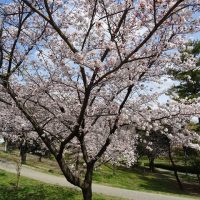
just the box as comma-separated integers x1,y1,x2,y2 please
56,155,94,200
168,146,183,190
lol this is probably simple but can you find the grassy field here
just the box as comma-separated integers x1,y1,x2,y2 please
94,165,200,198
0,150,200,199
0,169,123,200
0,150,62,175
139,156,185,166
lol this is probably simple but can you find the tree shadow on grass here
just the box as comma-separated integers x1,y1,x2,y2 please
136,171,200,196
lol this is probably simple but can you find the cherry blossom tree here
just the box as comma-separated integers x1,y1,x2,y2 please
166,40,200,188
136,128,169,172
0,0,200,199
134,102,200,189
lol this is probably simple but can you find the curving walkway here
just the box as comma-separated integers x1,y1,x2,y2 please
0,160,197,200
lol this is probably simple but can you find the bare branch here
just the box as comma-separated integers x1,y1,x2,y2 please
22,0,78,53
81,0,98,51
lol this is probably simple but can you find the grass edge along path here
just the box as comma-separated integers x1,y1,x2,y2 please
0,160,198,200
93,165,200,199
0,168,124,200
0,150,200,199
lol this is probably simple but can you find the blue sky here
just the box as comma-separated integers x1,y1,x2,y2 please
188,32,200,40
0,0,10,3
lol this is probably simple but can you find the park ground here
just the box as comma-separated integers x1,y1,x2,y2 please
0,149,200,200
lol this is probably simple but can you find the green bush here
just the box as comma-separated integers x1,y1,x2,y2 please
153,163,200,174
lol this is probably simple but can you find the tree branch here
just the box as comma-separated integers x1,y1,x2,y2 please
22,0,78,53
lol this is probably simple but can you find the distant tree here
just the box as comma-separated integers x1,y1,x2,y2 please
3,127,48,164
169,41,200,123
137,129,169,172
168,41,200,186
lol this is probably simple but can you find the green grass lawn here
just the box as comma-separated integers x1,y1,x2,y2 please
0,169,123,200
139,156,185,166
1,150,200,199
93,165,200,198
0,150,62,175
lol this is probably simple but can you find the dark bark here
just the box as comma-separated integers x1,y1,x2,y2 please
82,186,92,200
20,144,27,164
197,174,200,186
81,164,94,200
38,155,42,162
183,147,188,176
75,151,80,171
149,157,155,172
168,146,184,190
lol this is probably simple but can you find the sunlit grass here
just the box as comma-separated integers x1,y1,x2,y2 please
0,169,123,200
93,164,200,199
0,150,200,199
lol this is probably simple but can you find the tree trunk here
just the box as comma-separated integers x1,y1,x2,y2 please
38,155,42,162
112,164,116,175
197,173,200,186
183,147,188,176
82,164,94,200
4,140,7,152
20,150,27,164
168,145,183,190
20,145,27,164
15,163,21,189
82,186,92,200
149,157,155,172
75,152,80,171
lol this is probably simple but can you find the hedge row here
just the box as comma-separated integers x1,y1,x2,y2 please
154,163,200,174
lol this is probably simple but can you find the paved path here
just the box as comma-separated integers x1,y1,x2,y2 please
0,160,197,200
